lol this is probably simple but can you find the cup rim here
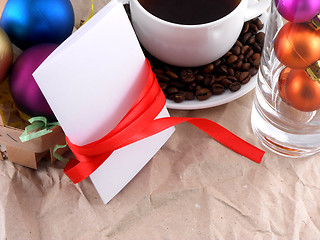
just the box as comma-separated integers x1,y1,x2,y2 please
130,0,247,28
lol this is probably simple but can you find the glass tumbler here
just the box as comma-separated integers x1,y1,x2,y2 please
251,0,320,157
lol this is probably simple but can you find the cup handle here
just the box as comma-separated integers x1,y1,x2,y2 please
245,0,271,21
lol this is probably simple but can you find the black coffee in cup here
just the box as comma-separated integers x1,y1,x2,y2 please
137,0,241,25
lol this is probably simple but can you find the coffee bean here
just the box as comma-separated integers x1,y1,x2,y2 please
195,74,205,83
219,65,228,74
215,76,227,82
233,60,243,70
156,74,170,82
184,91,195,100
211,83,225,95
249,68,258,76
228,68,235,76
221,78,233,88
242,32,252,44
167,94,175,100
234,40,243,48
171,80,186,88
256,32,265,44
244,48,254,59
247,36,256,45
241,22,250,34
242,63,251,71
204,75,215,86
202,63,214,74
249,23,258,33
254,18,264,30
213,59,222,68
230,82,241,92
241,45,250,54
224,51,233,58
231,46,241,56
227,76,238,82
154,69,164,75
187,82,197,91
241,76,251,84
166,70,178,79
252,43,262,53
159,82,168,91
239,72,250,82
196,88,212,100
173,93,185,103
253,59,260,68
226,55,238,65
167,87,179,95
238,54,245,61
180,69,195,83
252,53,261,60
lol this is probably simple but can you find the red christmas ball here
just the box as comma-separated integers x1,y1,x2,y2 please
274,22,320,69
285,69,320,112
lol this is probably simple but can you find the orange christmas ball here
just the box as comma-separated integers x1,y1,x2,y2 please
278,67,291,102
274,22,320,69
285,69,320,112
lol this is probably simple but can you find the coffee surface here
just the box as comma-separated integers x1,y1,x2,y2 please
138,0,241,25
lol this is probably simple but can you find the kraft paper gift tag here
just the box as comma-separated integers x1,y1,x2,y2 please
33,0,174,204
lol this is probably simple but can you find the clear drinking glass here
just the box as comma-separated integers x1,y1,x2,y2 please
251,0,320,157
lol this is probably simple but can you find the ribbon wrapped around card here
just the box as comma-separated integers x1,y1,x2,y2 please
65,60,264,183
33,0,264,204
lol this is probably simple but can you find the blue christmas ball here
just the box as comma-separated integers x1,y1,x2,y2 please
0,0,74,50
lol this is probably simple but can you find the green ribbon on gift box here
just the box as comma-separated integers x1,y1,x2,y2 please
19,116,60,142
53,143,69,163
19,116,70,164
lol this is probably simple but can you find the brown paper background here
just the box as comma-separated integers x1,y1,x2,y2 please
1,0,320,239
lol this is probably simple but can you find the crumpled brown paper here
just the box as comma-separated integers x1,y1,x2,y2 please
1,0,320,239
1,91,320,240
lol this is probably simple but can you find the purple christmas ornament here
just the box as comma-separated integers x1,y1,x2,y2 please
275,0,320,23
10,43,57,119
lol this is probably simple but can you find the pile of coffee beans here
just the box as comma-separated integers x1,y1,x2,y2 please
124,4,265,103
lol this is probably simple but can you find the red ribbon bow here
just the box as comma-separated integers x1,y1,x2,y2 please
64,60,264,183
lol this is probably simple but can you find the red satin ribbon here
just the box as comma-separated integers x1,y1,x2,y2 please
64,60,265,184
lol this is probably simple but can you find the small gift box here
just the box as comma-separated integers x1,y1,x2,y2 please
0,79,67,169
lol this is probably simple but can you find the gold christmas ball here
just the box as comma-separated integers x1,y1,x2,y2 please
0,27,13,81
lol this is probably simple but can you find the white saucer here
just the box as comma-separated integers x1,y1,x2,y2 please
166,11,268,110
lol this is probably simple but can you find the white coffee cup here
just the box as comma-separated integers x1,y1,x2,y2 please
130,0,270,67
